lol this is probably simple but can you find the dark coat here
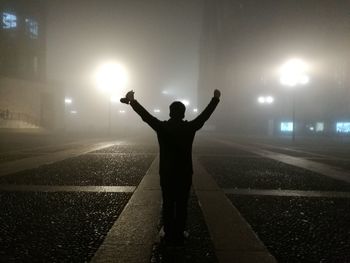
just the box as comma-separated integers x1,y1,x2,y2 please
130,97,219,185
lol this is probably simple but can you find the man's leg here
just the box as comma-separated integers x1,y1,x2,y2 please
174,182,191,243
161,186,176,242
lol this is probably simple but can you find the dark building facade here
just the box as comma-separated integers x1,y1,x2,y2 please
0,1,59,130
198,0,350,136
0,0,46,81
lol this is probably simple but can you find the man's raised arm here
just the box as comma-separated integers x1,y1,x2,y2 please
190,89,221,131
121,90,161,131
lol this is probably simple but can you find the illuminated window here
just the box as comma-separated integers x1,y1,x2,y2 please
316,122,324,132
280,122,293,132
25,18,38,38
2,12,17,29
336,122,350,133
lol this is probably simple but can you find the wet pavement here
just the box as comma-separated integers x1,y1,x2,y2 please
1,135,350,262
228,195,350,262
199,155,350,191
0,153,155,186
0,191,131,262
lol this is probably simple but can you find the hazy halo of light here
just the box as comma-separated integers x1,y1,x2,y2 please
258,96,265,103
70,110,77,114
64,97,72,104
95,62,129,94
110,96,120,103
266,96,274,104
153,109,161,113
119,110,126,114
279,58,310,87
193,108,198,112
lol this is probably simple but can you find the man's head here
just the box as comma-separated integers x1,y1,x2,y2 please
169,101,186,120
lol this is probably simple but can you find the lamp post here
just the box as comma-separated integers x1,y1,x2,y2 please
279,59,310,142
258,96,275,136
64,97,72,132
94,62,129,135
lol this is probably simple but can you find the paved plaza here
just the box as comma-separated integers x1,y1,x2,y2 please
1,134,350,262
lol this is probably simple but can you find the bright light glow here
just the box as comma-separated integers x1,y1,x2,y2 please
336,122,350,133
110,96,119,103
95,62,128,94
119,110,126,114
70,110,77,114
65,98,72,104
162,90,168,95
281,122,293,132
266,96,274,104
258,96,265,104
180,100,190,106
153,109,161,113
258,96,274,104
279,58,310,87
193,108,198,113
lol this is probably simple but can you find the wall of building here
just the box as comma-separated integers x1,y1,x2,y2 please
0,76,58,129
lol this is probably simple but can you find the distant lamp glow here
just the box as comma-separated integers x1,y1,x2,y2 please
279,58,310,87
258,96,274,104
258,96,265,104
162,90,168,95
70,110,77,114
119,110,126,114
266,96,274,104
193,108,198,113
65,98,72,104
95,62,128,93
154,109,161,113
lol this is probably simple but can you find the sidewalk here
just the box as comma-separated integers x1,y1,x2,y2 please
92,156,276,263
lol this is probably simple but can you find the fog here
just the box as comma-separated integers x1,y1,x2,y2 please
46,0,350,137
47,0,202,132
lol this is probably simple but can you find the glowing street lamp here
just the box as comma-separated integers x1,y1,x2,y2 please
95,62,129,94
258,96,274,104
64,97,72,104
279,58,310,141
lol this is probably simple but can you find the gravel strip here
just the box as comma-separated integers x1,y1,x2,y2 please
199,156,350,191
0,154,155,186
0,191,131,262
228,194,350,262
150,193,218,263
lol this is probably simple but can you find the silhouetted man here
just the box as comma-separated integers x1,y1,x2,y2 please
121,89,221,245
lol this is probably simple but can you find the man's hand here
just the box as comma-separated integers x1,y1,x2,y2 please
120,90,135,104
214,89,221,99
126,90,135,101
